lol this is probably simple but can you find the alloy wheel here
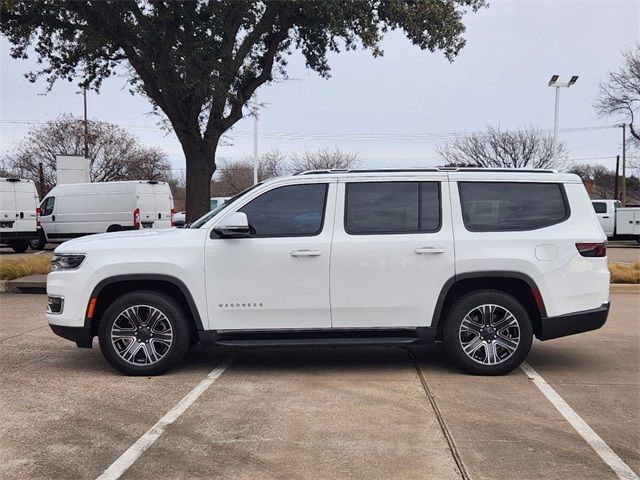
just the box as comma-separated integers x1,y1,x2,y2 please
110,305,174,365
458,304,520,365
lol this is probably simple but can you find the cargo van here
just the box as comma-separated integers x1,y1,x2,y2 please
0,178,40,252
33,181,174,247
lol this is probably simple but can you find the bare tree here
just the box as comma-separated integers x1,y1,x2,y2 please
437,126,569,169
290,148,360,173
212,149,287,196
4,114,171,196
595,44,640,146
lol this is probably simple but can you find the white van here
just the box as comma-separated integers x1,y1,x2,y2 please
592,199,640,242
0,178,40,252
34,181,174,247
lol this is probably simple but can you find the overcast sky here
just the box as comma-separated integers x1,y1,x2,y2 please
1,0,639,174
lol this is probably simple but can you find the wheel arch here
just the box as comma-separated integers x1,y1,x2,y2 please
85,274,204,339
432,271,546,340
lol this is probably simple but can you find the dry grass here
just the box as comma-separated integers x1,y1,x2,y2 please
609,260,640,284
0,254,52,280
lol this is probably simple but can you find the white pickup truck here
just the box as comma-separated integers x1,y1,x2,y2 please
592,199,640,242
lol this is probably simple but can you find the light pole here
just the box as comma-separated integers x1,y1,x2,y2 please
548,75,578,164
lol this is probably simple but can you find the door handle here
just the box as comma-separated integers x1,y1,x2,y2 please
290,250,322,257
414,247,445,254
602,216,609,219
52,215,56,222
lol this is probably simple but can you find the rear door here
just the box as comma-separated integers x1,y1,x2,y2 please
136,183,157,229
0,180,18,236
330,175,455,328
13,182,38,233
152,183,173,228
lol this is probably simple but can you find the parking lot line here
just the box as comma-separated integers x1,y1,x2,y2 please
33,250,46,255
520,362,639,480
95,354,238,480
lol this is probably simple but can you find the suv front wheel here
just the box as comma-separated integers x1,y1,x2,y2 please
98,290,191,376
443,290,533,375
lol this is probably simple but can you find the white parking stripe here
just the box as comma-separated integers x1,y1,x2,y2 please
33,250,46,255
96,354,238,480
520,362,639,480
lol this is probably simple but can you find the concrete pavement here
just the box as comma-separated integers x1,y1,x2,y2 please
0,293,638,479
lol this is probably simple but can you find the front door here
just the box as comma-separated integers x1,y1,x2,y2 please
39,196,56,240
205,181,336,330
330,176,454,328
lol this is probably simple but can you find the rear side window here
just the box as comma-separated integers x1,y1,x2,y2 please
459,182,569,231
239,183,328,237
345,181,441,234
592,202,607,214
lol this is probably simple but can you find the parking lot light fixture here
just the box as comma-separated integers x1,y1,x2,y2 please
548,75,579,164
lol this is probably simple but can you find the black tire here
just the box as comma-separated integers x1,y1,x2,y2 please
443,290,533,375
29,232,46,251
10,240,29,253
106,225,123,233
98,290,191,376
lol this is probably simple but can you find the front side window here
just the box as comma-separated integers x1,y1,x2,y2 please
459,182,569,231
239,183,328,237
592,202,607,214
345,181,441,235
41,197,55,216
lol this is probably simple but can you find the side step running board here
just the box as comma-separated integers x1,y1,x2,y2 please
215,336,420,347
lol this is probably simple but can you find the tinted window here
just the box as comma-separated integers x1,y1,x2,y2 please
41,197,55,216
345,182,441,234
459,182,568,231
592,202,607,214
239,184,327,237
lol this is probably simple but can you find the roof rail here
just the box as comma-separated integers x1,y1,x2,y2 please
295,167,558,175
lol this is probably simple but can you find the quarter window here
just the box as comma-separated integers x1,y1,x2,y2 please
592,202,607,214
459,182,569,231
345,181,441,235
239,183,328,237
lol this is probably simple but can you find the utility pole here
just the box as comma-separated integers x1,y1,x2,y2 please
38,162,45,198
621,123,627,206
548,75,578,164
614,155,620,201
253,93,259,185
83,88,89,159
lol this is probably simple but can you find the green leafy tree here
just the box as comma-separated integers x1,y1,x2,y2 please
1,0,485,220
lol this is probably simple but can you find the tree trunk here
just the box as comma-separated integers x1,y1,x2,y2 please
184,141,216,222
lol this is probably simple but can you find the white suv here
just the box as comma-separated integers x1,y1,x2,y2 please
46,169,610,376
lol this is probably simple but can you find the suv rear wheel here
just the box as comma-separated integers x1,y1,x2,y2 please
98,290,191,376
443,290,533,375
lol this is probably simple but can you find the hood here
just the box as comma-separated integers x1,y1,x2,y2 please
54,227,204,253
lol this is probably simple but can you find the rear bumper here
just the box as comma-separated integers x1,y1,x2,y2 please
0,230,39,242
49,324,93,348
537,302,610,341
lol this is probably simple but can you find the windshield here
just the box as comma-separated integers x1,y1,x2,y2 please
189,183,263,228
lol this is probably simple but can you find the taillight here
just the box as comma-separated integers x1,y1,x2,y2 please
171,208,175,226
133,208,140,229
36,207,41,227
576,242,606,257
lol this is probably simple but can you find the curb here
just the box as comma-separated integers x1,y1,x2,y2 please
610,283,640,294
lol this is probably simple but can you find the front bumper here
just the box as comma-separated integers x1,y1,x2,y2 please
49,324,93,348
537,301,610,341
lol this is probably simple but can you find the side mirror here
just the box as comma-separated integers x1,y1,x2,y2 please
213,212,250,238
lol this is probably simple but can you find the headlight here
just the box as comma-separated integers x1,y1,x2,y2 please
51,254,86,271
